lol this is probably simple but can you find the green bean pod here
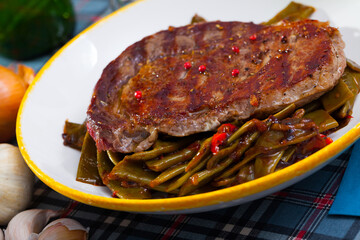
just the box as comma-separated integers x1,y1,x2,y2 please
280,147,296,163
321,79,354,113
254,150,285,178
167,155,211,192
212,176,236,187
76,132,103,186
303,100,322,113
215,132,259,180
227,120,256,144
304,109,338,133
146,141,200,172
214,163,255,187
236,163,255,183
123,138,193,161
263,1,315,25
343,70,360,94
273,103,297,119
227,103,296,144
62,121,87,150
243,130,286,162
215,132,260,181
207,139,240,169
347,59,360,73
336,98,355,119
106,151,124,165
109,160,177,194
179,157,234,196
149,163,187,188
271,131,318,149
185,137,212,172
336,69,360,118
97,151,151,199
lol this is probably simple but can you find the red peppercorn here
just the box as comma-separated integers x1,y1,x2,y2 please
232,69,239,77
134,91,142,100
249,34,257,41
198,65,206,73
184,61,192,69
232,46,239,54
346,115,354,119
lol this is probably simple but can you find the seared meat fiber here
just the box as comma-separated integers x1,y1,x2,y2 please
87,20,346,153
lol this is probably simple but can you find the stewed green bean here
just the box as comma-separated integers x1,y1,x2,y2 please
76,132,103,186
109,160,178,194
62,121,87,150
149,163,187,188
321,79,354,113
167,155,211,192
97,151,151,199
107,151,124,165
215,132,259,180
179,157,234,196
254,150,285,178
146,141,200,172
123,138,193,161
185,137,212,172
263,1,315,25
206,139,240,169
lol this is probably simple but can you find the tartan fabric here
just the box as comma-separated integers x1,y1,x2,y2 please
1,0,360,239
27,148,360,240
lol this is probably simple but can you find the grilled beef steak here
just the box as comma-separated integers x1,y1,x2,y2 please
87,20,346,153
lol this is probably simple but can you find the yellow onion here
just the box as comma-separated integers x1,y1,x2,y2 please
8,64,35,88
0,65,33,142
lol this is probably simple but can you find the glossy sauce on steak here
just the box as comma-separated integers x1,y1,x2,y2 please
87,20,346,153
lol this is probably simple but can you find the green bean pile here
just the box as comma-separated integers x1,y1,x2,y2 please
63,64,360,199
62,2,360,199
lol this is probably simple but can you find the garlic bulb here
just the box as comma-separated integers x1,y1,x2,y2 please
0,144,34,225
35,218,88,240
5,209,61,240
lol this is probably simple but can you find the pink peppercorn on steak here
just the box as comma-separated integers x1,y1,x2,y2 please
86,19,346,153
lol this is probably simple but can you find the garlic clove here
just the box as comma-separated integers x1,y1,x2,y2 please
0,144,34,225
4,209,61,240
37,218,88,240
0,229,4,240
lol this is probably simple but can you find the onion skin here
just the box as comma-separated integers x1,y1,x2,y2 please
0,66,27,142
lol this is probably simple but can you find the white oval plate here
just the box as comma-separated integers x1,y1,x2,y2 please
17,0,360,214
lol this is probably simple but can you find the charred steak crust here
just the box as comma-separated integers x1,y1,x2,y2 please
87,20,346,153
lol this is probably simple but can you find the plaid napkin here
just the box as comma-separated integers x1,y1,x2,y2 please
329,140,360,216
